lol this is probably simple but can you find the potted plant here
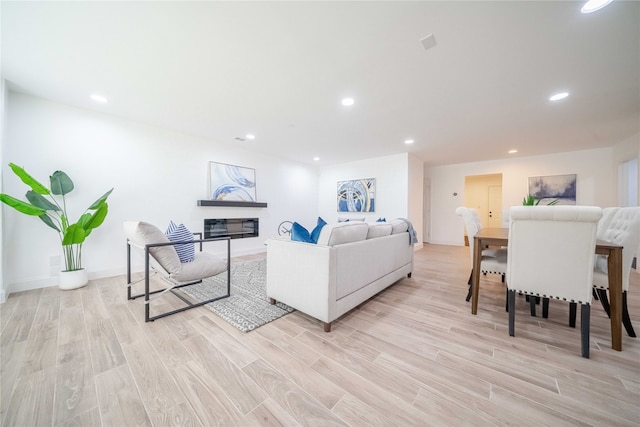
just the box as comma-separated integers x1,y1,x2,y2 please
522,194,559,206
0,163,113,290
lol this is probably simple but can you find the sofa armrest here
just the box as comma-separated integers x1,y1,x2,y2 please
266,238,337,323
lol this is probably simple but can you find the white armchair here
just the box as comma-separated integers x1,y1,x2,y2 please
124,221,230,322
506,206,602,358
456,207,507,302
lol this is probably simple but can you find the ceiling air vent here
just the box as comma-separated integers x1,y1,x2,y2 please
420,34,437,51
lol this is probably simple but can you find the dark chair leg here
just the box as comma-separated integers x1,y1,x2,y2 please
592,288,599,301
466,270,473,302
542,298,549,318
597,288,611,317
581,304,590,358
501,274,505,283
505,286,509,312
508,290,516,336
407,272,412,278
323,322,332,333
622,291,637,337
529,296,537,316
269,298,276,305
569,303,577,328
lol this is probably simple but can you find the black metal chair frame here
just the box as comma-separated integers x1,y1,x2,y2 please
126,232,231,322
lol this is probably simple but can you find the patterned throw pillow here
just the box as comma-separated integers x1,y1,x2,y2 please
165,221,195,263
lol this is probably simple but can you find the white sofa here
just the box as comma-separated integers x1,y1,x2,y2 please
266,219,414,332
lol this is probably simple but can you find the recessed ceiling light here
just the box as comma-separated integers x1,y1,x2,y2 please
341,97,355,106
90,94,108,103
245,134,256,140
313,157,320,161
404,139,415,145
581,0,613,13
508,149,518,154
549,92,569,101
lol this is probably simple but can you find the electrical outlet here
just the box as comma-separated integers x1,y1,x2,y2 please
49,255,60,267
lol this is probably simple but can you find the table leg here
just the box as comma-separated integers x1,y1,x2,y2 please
608,247,623,351
471,237,482,315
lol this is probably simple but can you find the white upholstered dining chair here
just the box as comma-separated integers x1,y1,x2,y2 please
585,207,640,337
506,206,602,358
542,206,623,320
456,207,507,302
124,221,231,322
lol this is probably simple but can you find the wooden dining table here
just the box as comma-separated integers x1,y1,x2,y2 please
471,227,624,351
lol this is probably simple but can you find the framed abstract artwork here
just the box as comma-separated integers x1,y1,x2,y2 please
209,162,256,202
337,178,376,212
528,173,576,205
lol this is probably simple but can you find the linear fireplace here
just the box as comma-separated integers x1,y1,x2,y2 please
204,218,259,240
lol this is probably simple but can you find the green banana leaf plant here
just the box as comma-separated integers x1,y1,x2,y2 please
522,194,559,206
0,163,113,272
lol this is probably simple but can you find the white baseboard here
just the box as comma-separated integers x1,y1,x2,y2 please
4,246,266,298
429,239,464,246
6,275,59,295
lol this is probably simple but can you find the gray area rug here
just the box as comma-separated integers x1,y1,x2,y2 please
180,258,294,332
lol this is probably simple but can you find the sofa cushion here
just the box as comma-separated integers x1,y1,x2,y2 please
123,221,182,274
316,222,369,246
390,219,409,234
367,222,393,239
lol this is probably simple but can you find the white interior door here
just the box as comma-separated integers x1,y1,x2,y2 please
488,185,503,228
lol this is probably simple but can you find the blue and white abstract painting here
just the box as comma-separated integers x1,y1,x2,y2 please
528,174,576,205
209,162,256,202
337,178,375,212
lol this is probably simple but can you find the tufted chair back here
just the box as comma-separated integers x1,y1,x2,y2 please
594,207,640,292
596,207,620,240
507,206,602,303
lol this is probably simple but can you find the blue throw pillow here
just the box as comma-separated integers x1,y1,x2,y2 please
311,217,327,243
376,217,387,222
291,217,326,244
291,222,313,243
165,221,195,263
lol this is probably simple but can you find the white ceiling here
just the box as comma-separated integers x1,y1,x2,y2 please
2,1,639,166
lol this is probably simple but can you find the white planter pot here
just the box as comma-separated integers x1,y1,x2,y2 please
59,269,88,290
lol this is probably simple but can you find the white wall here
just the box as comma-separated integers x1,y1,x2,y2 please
425,147,619,246
318,153,423,246
2,92,318,293
407,153,424,247
0,79,6,303
612,132,640,205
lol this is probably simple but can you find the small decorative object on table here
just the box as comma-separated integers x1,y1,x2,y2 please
278,221,293,236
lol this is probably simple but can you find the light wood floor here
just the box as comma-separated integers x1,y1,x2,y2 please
2,244,640,426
